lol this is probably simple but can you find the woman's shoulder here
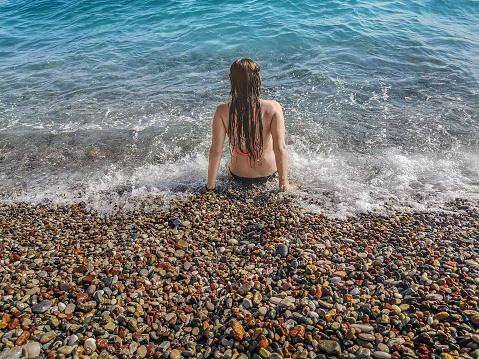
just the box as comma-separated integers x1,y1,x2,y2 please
261,99,281,107
260,99,282,114
215,103,230,118
216,103,230,111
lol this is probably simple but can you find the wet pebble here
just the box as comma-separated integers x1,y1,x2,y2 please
275,243,288,257
31,300,51,314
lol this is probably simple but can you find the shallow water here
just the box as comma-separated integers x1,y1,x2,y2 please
1,0,478,216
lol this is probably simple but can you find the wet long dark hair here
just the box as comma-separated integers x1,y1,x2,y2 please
228,59,263,167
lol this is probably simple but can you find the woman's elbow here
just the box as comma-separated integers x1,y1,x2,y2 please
209,146,223,157
273,142,288,154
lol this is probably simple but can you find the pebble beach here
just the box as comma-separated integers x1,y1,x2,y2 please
1,190,479,359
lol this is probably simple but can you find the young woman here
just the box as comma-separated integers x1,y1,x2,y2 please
207,59,289,191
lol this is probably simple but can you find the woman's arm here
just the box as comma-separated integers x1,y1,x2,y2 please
207,105,227,190
270,102,289,191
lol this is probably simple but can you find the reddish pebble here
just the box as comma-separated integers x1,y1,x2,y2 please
146,344,154,356
76,293,89,303
157,262,168,270
96,338,108,349
286,344,296,352
8,317,19,330
15,330,30,346
82,275,96,283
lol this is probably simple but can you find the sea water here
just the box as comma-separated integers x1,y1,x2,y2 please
1,0,478,217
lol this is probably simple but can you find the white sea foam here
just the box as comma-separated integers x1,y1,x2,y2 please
1,153,211,214
289,146,479,217
2,142,478,218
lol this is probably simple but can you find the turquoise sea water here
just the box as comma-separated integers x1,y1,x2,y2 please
1,0,478,216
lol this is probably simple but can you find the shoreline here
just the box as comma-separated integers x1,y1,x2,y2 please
0,191,478,359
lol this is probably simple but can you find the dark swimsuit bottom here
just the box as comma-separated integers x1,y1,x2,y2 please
228,167,277,185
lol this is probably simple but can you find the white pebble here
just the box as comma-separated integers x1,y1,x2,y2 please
331,277,341,284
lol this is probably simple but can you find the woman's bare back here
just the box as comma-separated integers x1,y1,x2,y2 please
219,99,279,178
207,99,289,190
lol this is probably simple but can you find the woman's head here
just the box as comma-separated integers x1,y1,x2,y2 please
229,59,261,101
228,59,263,167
